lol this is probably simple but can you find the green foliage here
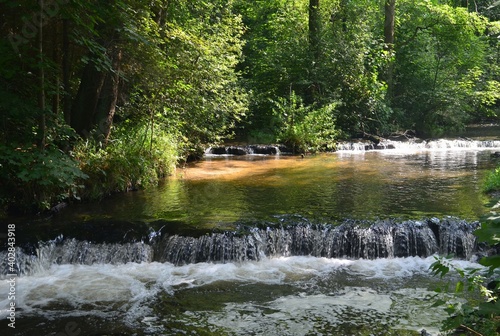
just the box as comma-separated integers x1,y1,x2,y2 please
484,167,500,194
0,144,88,212
126,0,248,158
430,187,500,335
234,0,310,135
73,120,178,200
235,0,394,138
322,0,393,135
430,255,499,335
395,0,491,136
0,0,247,213
478,213,500,273
273,91,341,153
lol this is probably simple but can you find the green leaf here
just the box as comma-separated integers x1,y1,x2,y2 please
455,281,464,293
431,299,447,307
478,301,500,315
475,221,500,244
480,255,500,269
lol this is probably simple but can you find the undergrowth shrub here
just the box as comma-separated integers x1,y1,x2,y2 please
484,167,500,194
0,144,88,213
273,92,341,153
74,121,178,200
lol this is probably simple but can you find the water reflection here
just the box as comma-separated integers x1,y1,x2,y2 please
49,149,495,228
146,149,494,226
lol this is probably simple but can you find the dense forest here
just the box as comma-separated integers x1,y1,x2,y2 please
1,0,500,213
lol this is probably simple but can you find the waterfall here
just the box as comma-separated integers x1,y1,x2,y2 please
1,218,481,277
0,235,153,277
154,218,478,265
335,139,500,152
204,139,500,156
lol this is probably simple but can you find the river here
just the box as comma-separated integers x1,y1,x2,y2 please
1,137,499,335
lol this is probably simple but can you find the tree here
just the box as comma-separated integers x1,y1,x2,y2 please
0,0,248,212
67,0,126,141
322,0,391,135
234,0,311,139
394,0,489,136
309,0,321,69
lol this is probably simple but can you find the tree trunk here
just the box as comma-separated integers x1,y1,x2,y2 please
62,19,71,124
38,0,46,150
52,21,60,116
384,0,396,101
70,63,106,138
309,0,320,62
94,48,122,144
384,0,395,46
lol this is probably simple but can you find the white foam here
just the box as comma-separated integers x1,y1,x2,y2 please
0,256,484,332
199,287,446,335
336,139,500,153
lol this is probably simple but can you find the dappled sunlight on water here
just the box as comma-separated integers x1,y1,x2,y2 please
46,147,495,229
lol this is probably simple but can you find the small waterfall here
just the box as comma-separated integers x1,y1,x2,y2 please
154,218,479,265
336,139,500,152
205,145,287,156
1,218,481,277
205,139,500,155
0,236,153,277
432,217,478,257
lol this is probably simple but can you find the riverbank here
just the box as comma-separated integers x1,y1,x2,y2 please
3,124,500,220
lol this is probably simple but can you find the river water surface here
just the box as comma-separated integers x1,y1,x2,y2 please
1,139,499,335
52,143,496,227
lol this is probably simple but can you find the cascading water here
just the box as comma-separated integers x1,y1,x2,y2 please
0,217,490,336
156,217,480,265
205,138,500,155
205,144,286,156
1,217,481,276
333,139,500,152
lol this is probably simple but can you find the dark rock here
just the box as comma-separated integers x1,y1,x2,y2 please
50,202,67,214
278,145,292,153
209,147,228,155
388,130,418,142
208,145,286,156
249,145,279,155
226,147,248,155
375,143,395,150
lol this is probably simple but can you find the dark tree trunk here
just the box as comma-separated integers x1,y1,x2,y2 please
309,0,320,62
70,8,122,142
62,19,71,124
94,48,122,143
52,21,60,116
308,0,320,103
38,0,46,150
384,0,395,46
70,63,106,138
